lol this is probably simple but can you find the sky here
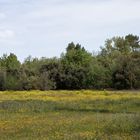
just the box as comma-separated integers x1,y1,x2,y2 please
0,0,140,61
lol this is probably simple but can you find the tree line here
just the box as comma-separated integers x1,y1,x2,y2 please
0,34,140,90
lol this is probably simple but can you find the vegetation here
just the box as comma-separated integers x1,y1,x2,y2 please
0,90,139,140
0,34,140,90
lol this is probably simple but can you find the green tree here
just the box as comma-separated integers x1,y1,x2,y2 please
60,42,94,89
3,53,21,90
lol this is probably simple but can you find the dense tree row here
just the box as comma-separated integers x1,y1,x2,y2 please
0,34,140,90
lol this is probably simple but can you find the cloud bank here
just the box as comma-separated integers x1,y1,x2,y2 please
0,0,140,61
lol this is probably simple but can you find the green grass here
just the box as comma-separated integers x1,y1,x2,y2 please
0,90,140,140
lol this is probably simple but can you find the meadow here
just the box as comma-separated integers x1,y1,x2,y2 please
0,90,140,140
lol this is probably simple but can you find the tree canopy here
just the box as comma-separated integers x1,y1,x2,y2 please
0,34,140,90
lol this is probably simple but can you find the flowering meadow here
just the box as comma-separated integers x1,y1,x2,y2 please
0,90,140,140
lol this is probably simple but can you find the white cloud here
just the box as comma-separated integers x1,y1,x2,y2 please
21,0,140,42
0,13,6,19
0,0,140,61
26,0,140,24
0,29,15,40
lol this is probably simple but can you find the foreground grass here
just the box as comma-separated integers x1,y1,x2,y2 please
0,90,140,140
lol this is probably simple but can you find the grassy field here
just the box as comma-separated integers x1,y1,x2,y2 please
0,90,140,140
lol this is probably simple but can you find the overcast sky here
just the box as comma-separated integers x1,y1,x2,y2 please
0,0,140,61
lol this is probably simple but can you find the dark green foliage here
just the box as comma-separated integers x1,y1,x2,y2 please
0,34,140,90
39,58,61,90
99,34,140,89
112,55,136,89
0,69,6,90
0,53,21,90
60,43,93,89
